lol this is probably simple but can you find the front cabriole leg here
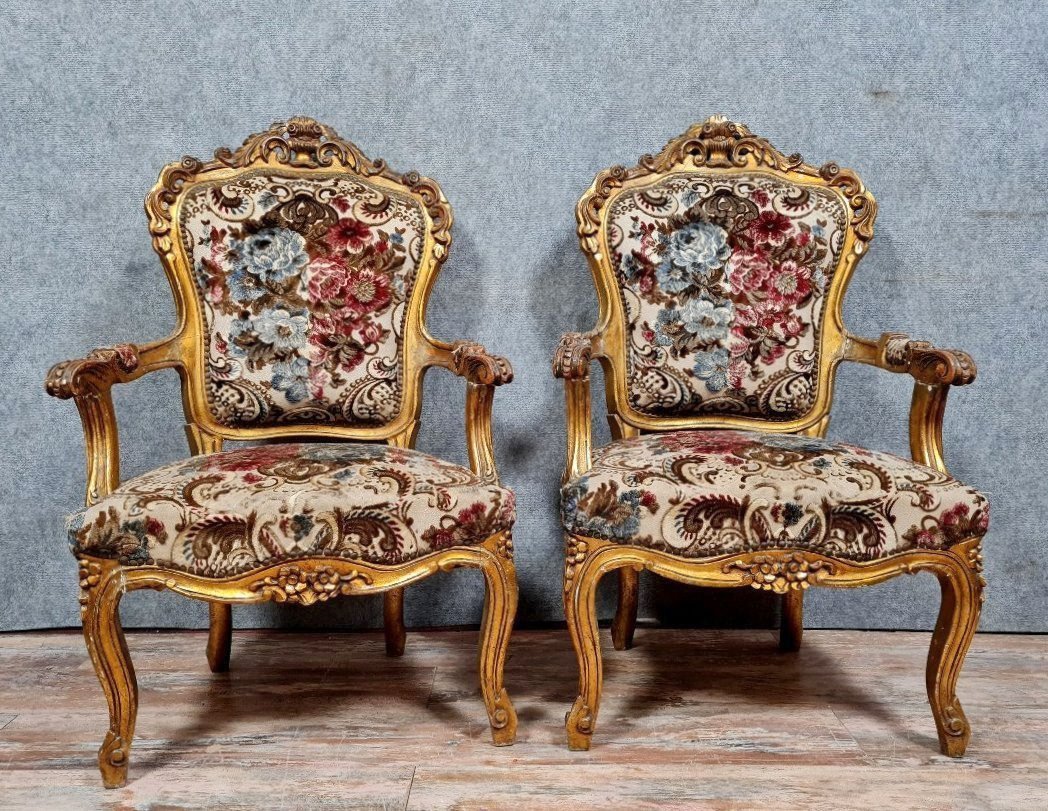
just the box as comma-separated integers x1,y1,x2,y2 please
477,532,518,745
78,558,138,788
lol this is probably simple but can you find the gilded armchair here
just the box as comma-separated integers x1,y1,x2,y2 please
46,118,518,788
556,116,987,755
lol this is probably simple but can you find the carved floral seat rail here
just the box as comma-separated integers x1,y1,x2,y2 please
555,116,987,758
47,118,518,789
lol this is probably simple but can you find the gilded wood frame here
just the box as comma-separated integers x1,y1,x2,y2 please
555,116,983,755
47,118,518,787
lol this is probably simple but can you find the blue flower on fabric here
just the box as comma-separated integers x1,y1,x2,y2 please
655,296,734,349
231,228,308,286
228,268,267,302
271,356,311,402
656,221,730,292
680,296,733,344
693,347,731,392
561,478,642,541
254,307,309,352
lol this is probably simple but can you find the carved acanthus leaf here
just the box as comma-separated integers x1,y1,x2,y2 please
46,345,141,399
553,332,595,380
450,341,513,386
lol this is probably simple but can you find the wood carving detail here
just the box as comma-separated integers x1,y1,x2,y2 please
248,564,374,605
450,341,513,386
564,536,588,592
877,333,976,387
723,552,836,593
553,332,594,381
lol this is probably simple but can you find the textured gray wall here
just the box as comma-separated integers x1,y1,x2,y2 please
2,1,1045,632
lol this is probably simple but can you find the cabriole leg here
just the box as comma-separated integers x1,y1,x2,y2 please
478,535,518,745
927,549,983,756
564,537,606,750
79,559,138,789
384,588,406,657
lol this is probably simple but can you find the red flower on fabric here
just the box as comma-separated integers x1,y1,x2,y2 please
728,248,775,293
767,260,813,305
750,211,793,245
309,312,367,372
308,259,391,314
328,218,372,249
205,444,299,472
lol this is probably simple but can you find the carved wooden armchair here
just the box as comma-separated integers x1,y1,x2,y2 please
556,117,987,755
46,118,518,788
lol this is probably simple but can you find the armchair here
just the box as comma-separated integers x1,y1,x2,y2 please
556,116,987,756
47,118,518,788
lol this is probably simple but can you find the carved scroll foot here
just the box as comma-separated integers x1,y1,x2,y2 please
780,589,804,652
564,536,604,750
612,567,639,651
384,588,407,658
928,548,983,757
478,535,518,746
79,559,137,788
206,603,232,673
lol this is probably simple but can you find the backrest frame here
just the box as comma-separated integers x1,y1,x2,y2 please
575,116,877,435
145,117,453,445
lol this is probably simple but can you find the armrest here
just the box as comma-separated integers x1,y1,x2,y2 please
425,339,513,485
553,331,598,483
46,340,179,505
845,332,977,473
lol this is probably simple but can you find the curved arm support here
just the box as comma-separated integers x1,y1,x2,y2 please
45,338,181,504
844,332,977,474
424,338,513,485
553,331,600,483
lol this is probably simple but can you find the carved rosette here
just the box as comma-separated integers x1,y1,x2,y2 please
78,559,103,619
723,552,835,593
248,565,374,606
966,543,988,603
564,536,588,592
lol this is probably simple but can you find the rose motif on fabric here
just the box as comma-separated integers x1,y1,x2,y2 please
655,221,731,293
232,228,308,285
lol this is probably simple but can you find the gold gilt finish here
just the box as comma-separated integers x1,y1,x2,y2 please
48,118,517,788
556,116,982,755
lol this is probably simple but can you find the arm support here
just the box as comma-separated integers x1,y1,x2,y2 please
427,339,513,485
845,332,977,473
45,340,178,505
553,331,598,484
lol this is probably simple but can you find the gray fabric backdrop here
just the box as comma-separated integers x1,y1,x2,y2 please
2,0,1045,632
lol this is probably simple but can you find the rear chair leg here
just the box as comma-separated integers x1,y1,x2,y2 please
207,602,232,672
780,589,804,652
611,567,639,651
384,588,406,657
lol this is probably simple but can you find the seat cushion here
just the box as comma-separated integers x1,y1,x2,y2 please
561,430,988,561
69,443,515,576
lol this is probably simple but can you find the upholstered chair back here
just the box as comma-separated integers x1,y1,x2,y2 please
147,118,452,440
576,116,876,431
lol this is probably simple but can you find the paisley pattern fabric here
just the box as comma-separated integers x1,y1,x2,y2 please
606,173,849,420
179,173,427,427
68,443,515,576
562,430,988,561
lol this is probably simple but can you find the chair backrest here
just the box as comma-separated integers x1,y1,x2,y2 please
146,118,452,442
576,116,877,433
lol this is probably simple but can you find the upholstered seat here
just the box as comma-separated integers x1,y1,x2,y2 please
562,430,988,561
69,443,516,576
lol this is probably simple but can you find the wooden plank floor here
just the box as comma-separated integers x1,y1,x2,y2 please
1,628,1046,810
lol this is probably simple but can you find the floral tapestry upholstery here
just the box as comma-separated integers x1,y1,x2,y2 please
606,173,849,420
562,430,988,561
69,443,515,576
179,173,427,427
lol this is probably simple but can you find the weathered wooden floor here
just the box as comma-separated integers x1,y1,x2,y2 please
0,628,1045,809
